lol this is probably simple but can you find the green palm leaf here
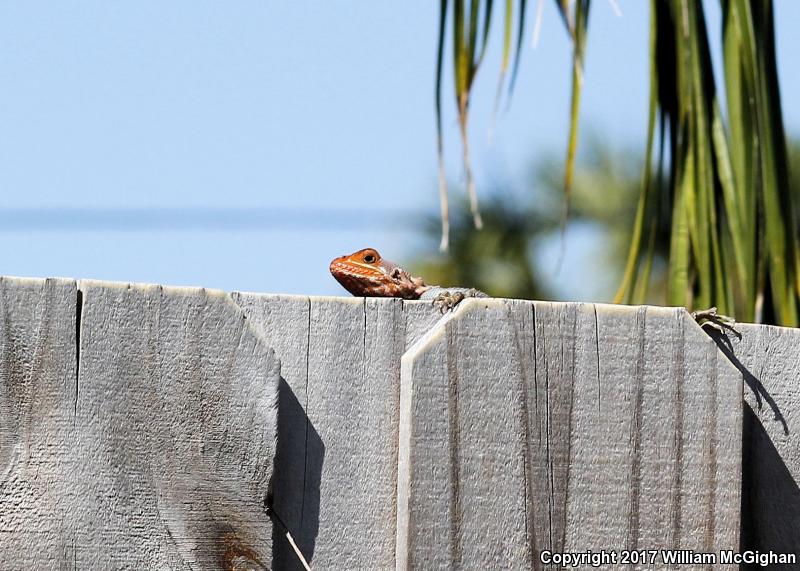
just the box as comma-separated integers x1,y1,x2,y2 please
431,0,798,326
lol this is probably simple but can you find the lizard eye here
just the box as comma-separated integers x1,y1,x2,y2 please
363,254,376,264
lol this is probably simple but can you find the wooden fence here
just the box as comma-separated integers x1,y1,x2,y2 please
0,277,796,569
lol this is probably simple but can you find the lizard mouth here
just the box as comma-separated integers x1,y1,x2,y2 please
329,259,384,279
329,259,385,296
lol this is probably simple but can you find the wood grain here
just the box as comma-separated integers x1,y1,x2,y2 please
73,280,280,570
0,284,755,570
229,295,460,569
0,279,279,570
234,294,414,570
397,299,742,570
0,277,78,570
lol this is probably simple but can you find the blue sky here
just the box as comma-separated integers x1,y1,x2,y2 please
1,1,798,299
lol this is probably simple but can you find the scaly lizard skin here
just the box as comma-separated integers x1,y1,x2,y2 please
329,247,488,312
329,248,740,334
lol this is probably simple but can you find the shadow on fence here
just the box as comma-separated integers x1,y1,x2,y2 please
713,332,800,568
271,377,324,569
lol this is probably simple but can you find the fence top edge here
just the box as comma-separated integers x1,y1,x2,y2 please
0,277,788,336
0,275,76,288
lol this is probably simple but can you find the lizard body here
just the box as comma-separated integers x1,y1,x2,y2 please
329,248,487,311
329,248,739,335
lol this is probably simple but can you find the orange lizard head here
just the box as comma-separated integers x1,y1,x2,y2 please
329,248,427,299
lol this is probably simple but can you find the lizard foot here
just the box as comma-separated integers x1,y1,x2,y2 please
431,288,486,313
691,307,741,339
433,291,466,313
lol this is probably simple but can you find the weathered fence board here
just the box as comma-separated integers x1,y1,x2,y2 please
396,299,742,570
0,283,765,570
0,277,78,570
74,281,279,570
716,323,800,559
230,294,462,570
1,279,280,570
230,293,314,570
233,294,422,570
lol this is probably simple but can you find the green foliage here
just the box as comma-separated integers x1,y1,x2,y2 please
436,0,584,249
615,0,799,325
414,140,645,302
417,134,800,308
541,140,671,293
434,0,798,325
435,0,494,250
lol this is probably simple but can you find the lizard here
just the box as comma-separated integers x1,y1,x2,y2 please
329,247,740,335
329,247,487,312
